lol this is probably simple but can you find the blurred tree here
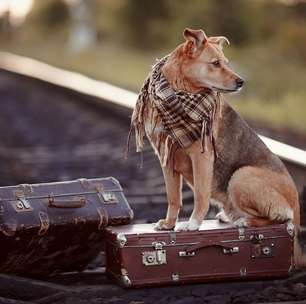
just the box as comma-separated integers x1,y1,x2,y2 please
116,0,260,49
27,0,70,29
0,11,15,43
208,0,253,45
290,1,306,19
276,20,306,61
258,1,288,39
68,0,97,52
90,0,125,42
118,0,171,49
165,0,212,45
0,11,12,38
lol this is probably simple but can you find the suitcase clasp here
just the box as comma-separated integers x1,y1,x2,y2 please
250,233,265,242
240,267,247,277
172,273,180,282
11,197,33,213
152,241,165,250
251,243,274,259
100,192,118,204
142,242,167,266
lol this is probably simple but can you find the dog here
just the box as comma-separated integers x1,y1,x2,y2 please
131,28,304,267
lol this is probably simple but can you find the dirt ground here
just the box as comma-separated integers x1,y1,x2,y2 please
2,270,306,304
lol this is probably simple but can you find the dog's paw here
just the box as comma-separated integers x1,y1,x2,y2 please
216,209,231,223
154,219,175,230
174,219,201,231
233,217,248,228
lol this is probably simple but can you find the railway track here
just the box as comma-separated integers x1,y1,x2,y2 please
0,53,306,304
0,68,192,222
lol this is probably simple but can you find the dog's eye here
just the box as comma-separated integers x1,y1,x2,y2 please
212,60,221,67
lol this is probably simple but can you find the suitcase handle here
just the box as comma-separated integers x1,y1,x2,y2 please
48,197,86,208
183,240,239,256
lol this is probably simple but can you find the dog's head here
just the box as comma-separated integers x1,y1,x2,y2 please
163,28,244,93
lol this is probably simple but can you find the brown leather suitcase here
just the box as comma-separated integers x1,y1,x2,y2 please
0,177,133,276
104,220,294,287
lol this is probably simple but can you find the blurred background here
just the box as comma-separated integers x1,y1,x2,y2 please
1,3,306,302
0,0,306,133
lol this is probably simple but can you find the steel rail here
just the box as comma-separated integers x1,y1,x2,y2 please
0,51,305,168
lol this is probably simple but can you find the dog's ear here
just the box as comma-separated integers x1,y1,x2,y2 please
183,28,207,57
208,36,230,49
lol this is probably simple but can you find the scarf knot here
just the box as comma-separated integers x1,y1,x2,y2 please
127,56,222,167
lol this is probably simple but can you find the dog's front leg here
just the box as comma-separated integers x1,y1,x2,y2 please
155,165,182,230
175,140,214,231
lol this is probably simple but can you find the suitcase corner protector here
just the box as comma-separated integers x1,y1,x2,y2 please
110,177,122,189
120,274,132,288
108,269,132,288
286,221,295,237
129,208,134,220
116,233,127,248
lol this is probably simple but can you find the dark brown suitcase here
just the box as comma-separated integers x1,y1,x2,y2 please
0,177,133,276
104,220,294,287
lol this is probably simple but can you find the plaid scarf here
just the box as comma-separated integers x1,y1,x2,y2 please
128,56,221,166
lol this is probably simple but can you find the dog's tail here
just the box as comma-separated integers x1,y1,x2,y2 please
295,229,306,268
294,187,306,268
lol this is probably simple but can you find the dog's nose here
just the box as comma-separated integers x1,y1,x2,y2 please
236,78,244,88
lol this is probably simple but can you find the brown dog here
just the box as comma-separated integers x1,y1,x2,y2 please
132,28,304,267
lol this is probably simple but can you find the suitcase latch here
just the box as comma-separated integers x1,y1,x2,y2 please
142,242,167,266
100,192,118,204
251,243,274,258
250,233,264,242
11,197,33,212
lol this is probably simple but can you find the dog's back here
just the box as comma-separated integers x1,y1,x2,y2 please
213,100,289,194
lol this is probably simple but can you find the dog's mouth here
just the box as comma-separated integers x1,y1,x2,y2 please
211,86,241,93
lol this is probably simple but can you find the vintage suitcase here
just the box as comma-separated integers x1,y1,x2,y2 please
104,220,294,287
0,177,133,276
